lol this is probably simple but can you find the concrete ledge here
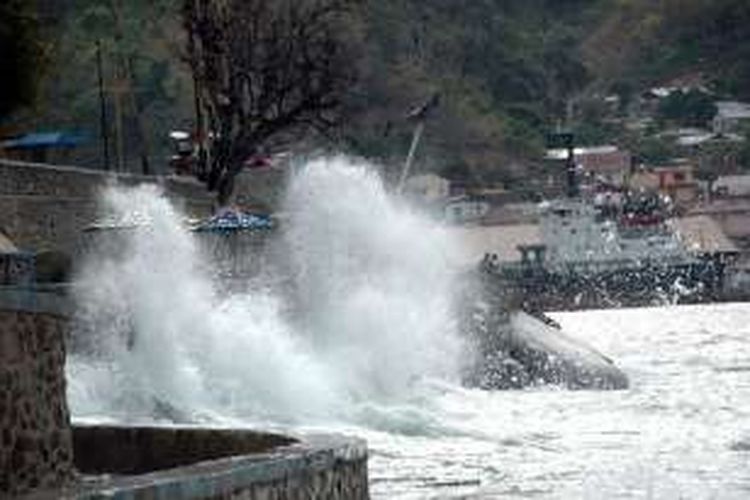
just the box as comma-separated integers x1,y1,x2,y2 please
29,426,369,499
71,426,297,475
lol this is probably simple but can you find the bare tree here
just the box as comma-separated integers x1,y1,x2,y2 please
183,0,361,205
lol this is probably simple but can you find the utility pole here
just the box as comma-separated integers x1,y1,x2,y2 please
112,58,125,171
398,122,424,192
188,11,207,181
96,40,111,171
111,0,151,175
397,93,440,193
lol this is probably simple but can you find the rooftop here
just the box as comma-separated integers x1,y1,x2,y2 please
671,215,738,254
545,145,619,161
714,175,750,194
716,101,750,120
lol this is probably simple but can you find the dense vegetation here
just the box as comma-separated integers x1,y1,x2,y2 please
0,1,46,120
4,0,190,169
4,0,750,183
347,0,605,185
657,90,717,128
184,0,361,203
584,0,750,99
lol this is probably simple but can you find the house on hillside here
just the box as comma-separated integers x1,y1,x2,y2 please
689,199,750,249
577,148,631,188
0,131,86,164
713,175,750,199
403,173,451,203
482,202,539,226
659,127,714,147
629,161,699,208
671,215,738,256
444,195,490,224
713,101,750,134
654,162,699,207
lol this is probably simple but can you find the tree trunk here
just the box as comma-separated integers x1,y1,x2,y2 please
215,141,256,206
216,173,236,207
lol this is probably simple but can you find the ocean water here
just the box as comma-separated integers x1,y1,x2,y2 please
66,157,750,499
355,302,750,499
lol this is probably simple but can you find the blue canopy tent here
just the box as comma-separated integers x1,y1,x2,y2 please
191,209,273,233
191,208,274,283
1,131,88,163
1,132,86,149
81,206,274,288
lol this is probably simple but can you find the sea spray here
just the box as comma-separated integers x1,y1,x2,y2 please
68,157,468,425
70,184,337,422
282,157,466,402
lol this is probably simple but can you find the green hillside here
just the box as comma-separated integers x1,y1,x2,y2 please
584,0,750,99
347,0,603,185
4,0,750,183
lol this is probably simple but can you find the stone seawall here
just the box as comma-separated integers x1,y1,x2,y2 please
0,288,370,499
0,160,214,255
61,427,369,500
0,308,74,496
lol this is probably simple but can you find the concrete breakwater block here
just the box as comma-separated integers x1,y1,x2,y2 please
23,425,369,499
472,311,629,390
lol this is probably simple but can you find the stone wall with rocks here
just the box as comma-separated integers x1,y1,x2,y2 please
0,309,74,496
0,291,369,500
0,160,214,256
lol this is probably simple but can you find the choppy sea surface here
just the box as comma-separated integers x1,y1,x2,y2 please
71,302,750,499
346,302,750,499
66,159,750,499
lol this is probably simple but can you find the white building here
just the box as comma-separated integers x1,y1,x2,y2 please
403,173,451,203
713,101,750,134
713,175,750,198
444,195,490,224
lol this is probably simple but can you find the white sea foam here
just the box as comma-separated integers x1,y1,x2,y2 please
65,158,750,498
68,156,466,425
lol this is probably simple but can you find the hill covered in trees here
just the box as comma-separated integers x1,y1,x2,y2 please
3,0,750,186
584,0,750,100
